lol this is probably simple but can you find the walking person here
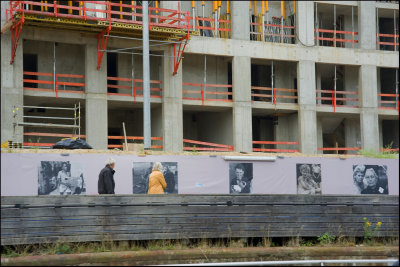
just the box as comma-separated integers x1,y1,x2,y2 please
148,162,167,194
98,158,116,194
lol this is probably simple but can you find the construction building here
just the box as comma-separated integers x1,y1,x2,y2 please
1,0,399,154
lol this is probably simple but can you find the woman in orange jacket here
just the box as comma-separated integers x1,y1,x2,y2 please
147,162,167,194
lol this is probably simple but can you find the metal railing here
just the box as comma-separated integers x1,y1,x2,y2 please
183,82,233,105
253,141,299,153
107,76,162,101
108,135,162,150
316,89,359,112
183,139,234,152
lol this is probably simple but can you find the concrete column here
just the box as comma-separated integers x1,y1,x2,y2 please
1,0,24,144
317,117,323,154
297,60,317,154
162,46,183,152
358,1,376,50
231,1,250,41
359,65,379,152
232,56,252,152
296,1,314,46
85,43,108,150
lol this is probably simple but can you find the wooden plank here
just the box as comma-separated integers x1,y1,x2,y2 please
2,195,397,206
2,213,397,229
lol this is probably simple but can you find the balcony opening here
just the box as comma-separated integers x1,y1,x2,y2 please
252,110,299,153
318,115,361,155
377,8,399,51
183,108,233,151
183,54,232,105
315,3,358,48
316,63,359,109
107,52,118,94
251,59,298,105
378,67,399,110
107,104,163,150
381,119,399,150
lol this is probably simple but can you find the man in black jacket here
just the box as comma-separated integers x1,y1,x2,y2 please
98,158,116,194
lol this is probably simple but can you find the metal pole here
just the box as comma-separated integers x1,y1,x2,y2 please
262,14,265,42
334,64,337,109
142,0,151,149
123,122,128,151
315,3,318,46
333,4,336,48
131,52,134,97
74,103,77,136
271,61,274,103
215,10,218,37
78,102,80,138
394,10,397,51
192,7,196,31
204,55,207,101
351,6,354,48
53,42,56,92
280,17,283,43
396,68,399,110
202,4,205,36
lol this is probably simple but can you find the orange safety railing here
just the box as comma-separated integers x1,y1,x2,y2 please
250,20,296,43
189,16,231,38
183,138,233,152
253,141,299,153
314,28,358,47
380,148,399,152
182,82,233,105
251,86,298,109
23,71,85,97
377,33,399,51
378,92,399,111
318,147,361,155
107,76,162,101
23,132,86,147
108,136,163,150
316,89,359,112
9,1,190,31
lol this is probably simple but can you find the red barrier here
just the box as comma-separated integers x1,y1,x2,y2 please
253,140,299,153
23,71,85,97
107,77,162,101
183,138,233,152
317,147,361,151
316,89,359,112
377,33,399,51
108,135,163,150
314,28,358,47
251,86,298,109
182,82,232,105
378,93,399,112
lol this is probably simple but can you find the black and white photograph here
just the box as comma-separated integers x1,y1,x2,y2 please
133,162,178,194
38,161,86,195
352,165,388,195
229,163,253,194
296,163,322,195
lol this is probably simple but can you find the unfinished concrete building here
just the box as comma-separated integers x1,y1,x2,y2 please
1,1,399,154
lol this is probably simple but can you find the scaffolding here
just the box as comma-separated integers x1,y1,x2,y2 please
13,103,81,148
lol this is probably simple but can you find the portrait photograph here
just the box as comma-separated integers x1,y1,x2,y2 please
352,165,388,195
296,163,322,195
133,162,178,194
38,161,86,195
229,163,253,194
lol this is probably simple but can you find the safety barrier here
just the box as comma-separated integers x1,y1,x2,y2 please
253,141,299,153
314,28,358,47
23,71,85,97
380,148,399,152
250,18,296,43
108,136,163,150
183,82,233,105
251,86,298,109
377,33,399,51
189,15,231,38
183,139,234,152
378,93,399,112
107,77,162,101
316,89,359,112
23,132,86,148
318,147,361,155
11,1,190,30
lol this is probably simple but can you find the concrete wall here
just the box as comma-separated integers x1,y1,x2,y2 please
275,113,299,151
